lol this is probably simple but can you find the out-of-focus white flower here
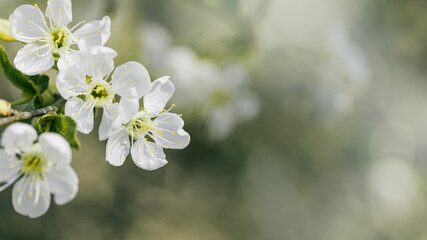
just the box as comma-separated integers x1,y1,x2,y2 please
56,47,151,140
0,123,78,218
164,49,260,140
106,77,190,171
315,22,370,120
9,0,111,75
205,63,260,140
165,47,221,105
141,24,217,104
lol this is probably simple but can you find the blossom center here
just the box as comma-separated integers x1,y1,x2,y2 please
87,79,114,107
46,27,72,56
21,153,46,177
91,85,109,99
131,117,152,137
126,112,159,139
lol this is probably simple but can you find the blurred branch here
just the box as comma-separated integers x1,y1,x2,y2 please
0,106,57,127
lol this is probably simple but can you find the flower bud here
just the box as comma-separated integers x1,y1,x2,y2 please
0,99,11,116
0,19,15,42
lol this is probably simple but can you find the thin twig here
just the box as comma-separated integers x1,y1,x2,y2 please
0,106,57,127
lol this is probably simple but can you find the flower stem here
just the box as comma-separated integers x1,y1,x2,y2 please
0,106,57,127
10,97,33,106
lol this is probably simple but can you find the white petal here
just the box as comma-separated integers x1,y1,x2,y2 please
73,16,111,50
0,149,20,185
65,97,95,134
99,103,121,141
56,64,88,99
39,133,72,165
46,165,78,205
12,178,51,218
111,61,151,99
119,92,139,124
131,140,167,171
152,113,190,149
57,50,81,71
9,4,48,43
86,46,117,58
1,123,37,155
144,76,174,114
46,0,72,26
106,128,130,166
78,49,115,79
14,43,54,75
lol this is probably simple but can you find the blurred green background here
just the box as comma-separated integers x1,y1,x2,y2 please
2,0,427,239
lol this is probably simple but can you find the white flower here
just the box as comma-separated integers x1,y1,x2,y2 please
0,123,78,218
106,77,190,171
314,22,371,120
205,63,260,140
9,0,111,75
56,47,152,140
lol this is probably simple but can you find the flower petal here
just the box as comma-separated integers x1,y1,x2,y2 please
9,4,48,43
14,43,54,75
56,64,88,99
46,165,78,205
106,128,130,166
119,91,139,124
12,178,51,218
111,61,151,99
39,133,72,165
46,0,72,26
65,97,95,134
152,113,190,149
57,50,81,71
78,47,115,79
131,140,167,171
0,149,20,185
144,76,174,114
73,16,111,50
1,123,37,155
99,102,121,141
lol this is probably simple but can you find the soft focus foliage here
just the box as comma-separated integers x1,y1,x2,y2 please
2,0,427,239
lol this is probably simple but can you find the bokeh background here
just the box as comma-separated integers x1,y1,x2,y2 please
2,0,427,239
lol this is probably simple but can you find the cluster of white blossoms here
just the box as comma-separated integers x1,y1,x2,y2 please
0,0,190,218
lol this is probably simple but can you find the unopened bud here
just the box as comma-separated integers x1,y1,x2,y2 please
0,19,15,42
0,99,11,116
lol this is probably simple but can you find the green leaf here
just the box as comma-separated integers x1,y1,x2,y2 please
0,44,50,96
0,44,37,94
29,74,49,95
38,113,80,150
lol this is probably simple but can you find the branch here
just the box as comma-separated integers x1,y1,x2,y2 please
0,106,57,127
